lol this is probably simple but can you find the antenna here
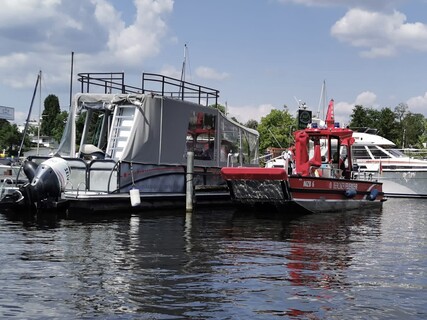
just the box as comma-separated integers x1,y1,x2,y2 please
294,96,306,109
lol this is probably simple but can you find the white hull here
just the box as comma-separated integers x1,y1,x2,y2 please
379,171,427,196
356,170,427,196
351,131,427,197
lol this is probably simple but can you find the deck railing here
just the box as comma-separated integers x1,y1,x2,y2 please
77,72,219,107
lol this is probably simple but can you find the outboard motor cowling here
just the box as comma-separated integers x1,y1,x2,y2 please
23,160,39,181
29,157,70,201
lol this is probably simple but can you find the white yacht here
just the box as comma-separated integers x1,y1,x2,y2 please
352,129,427,197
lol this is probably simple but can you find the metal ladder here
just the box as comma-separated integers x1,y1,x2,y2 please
106,105,136,159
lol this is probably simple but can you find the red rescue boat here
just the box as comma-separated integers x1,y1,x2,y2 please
221,100,386,214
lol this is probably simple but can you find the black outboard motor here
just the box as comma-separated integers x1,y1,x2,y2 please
29,157,71,202
1,157,70,213
23,160,39,181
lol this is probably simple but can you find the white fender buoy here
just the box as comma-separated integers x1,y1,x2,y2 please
130,188,141,207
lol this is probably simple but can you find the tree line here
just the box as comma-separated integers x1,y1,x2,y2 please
0,94,66,157
239,103,427,152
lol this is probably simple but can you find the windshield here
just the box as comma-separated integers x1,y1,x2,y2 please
388,149,405,157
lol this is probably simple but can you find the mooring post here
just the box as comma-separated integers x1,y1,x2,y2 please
186,151,194,212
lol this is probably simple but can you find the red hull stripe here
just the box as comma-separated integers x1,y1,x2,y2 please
221,167,288,180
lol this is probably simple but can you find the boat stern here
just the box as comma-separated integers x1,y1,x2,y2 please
221,167,292,208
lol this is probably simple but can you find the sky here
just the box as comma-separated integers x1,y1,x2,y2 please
1,0,427,127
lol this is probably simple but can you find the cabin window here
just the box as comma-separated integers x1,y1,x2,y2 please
388,149,405,158
77,109,110,153
328,137,340,163
367,146,392,159
352,146,371,159
187,111,216,160
241,130,258,164
220,119,240,163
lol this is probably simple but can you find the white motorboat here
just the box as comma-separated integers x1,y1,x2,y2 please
352,129,427,197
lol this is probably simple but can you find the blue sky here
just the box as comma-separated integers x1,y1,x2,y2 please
1,0,427,126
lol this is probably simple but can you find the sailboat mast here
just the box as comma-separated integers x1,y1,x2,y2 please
18,71,41,157
180,44,187,82
317,80,327,119
180,44,187,99
69,51,74,108
37,70,42,155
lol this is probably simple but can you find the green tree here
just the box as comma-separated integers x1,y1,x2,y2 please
422,118,427,146
0,120,25,156
230,116,240,123
244,119,258,130
257,109,295,152
348,103,426,148
349,105,382,129
51,111,69,143
40,94,61,136
366,108,381,127
210,103,226,114
394,103,408,123
377,107,399,142
401,113,425,148
349,105,368,128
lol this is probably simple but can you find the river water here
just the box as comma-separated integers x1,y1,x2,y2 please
0,198,426,319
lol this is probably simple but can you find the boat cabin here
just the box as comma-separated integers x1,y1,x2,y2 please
49,73,259,194
293,123,354,179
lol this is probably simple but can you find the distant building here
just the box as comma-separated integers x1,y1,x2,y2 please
17,120,58,150
17,119,39,133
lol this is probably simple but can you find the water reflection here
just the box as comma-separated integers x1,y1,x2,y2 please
284,209,382,289
3,202,424,319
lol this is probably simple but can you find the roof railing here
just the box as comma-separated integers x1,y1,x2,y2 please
77,72,219,106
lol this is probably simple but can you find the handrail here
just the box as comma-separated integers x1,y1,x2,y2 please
142,73,219,106
107,160,121,193
77,72,219,107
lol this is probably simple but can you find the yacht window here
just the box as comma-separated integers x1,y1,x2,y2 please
368,146,391,159
388,149,405,157
352,146,371,159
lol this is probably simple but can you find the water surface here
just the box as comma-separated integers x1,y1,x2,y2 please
0,199,425,319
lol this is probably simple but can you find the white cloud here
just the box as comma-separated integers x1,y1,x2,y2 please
0,0,61,28
277,0,403,11
159,65,182,79
0,0,174,106
13,111,29,126
407,92,427,114
355,91,377,106
102,0,173,65
334,101,355,126
331,8,427,58
333,91,378,125
227,103,275,123
195,67,229,80
278,1,427,58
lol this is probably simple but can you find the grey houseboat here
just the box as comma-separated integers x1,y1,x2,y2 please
1,73,259,214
